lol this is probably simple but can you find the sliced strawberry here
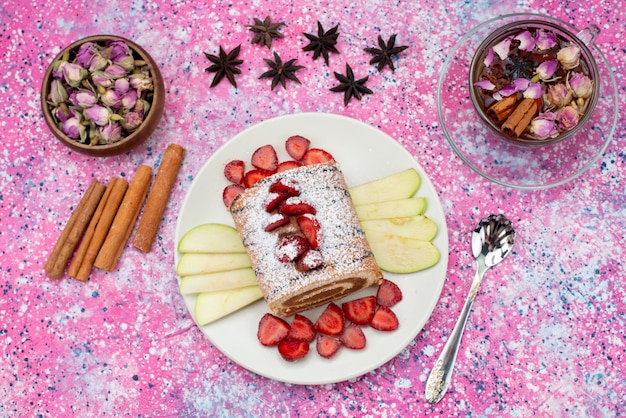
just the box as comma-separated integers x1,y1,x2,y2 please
265,192,289,212
370,305,399,331
243,169,273,188
316,334,341,359
224,159,245,184
297,214,321,249
264,213,290,232
302,148,335,165
340,323,366,350
251,144,279,171
275,234,309,263
376,279,403,307
277,339,309,362
314,303,345,336
222,184,244,208
257,313,290,346
285,135,311,161
268,178,300,196
342,296,376,326
279,198,316,216
277,160,303,172
288,314,316,343
295,249,324,272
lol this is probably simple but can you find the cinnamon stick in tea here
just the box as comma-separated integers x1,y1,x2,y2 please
44,179,106,279
94,165,152,272
133,144,186,253
70,177,129,281
486,94,518,124
501,98,541,138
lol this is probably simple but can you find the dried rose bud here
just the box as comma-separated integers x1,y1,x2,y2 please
567,72,593,99
100,122,123,143
535,29,557,50
121,111,143,131
85,104,111,126
100,89,121,108
557,45,581,70
91,71,114,88
114,77,130,95
529,112,558,139
557,106,580,131
89,53,109,72
535,59,557,80
73,89,97,108
106,40,130,61
129,71,153,92
75,42,97,67
544,83,573,108
104,64,127,79
62,116,85,140
62,62,88,88
113,54,135,71
48,79,68,105
120,89,138,109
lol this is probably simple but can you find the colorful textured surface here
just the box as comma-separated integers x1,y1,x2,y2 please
1,0,624,416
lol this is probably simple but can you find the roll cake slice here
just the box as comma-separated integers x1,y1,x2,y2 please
229,161,384,317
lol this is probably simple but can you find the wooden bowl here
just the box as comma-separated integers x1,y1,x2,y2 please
41,35,165,157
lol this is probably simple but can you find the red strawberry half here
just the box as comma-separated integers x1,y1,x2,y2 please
340,323,366,350
370,305,399,331
224,160,245,184
257,313,290,346
277,339,309,362
264,213,290,232
314,303,345,336
376,279,403,307
297,214,321,249
279,198,316,216
277,160,302,172
243,169,273,188
269,178,300,196
285,135,311,161
342,296,376,325
302,148,334,166
275,234,309,263
251,144,279,172
295,249,324,272
222,184,244,208
316,334,341,359
288,314,316,343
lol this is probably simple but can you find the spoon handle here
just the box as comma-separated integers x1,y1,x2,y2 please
425,264,486,403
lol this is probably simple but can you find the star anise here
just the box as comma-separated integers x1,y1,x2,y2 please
259,52,305,90
330,63,373,106
364,34,409,72
246,16,284,49
302,21,340,65
204,45,244,88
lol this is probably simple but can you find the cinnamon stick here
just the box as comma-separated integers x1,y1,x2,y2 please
69,177,129,281
501,98,541,138
486,94,519,123
44,179,106,279
133,144,186,252
94,165,152,272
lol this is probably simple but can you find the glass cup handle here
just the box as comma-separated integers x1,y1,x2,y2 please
576,24,600,45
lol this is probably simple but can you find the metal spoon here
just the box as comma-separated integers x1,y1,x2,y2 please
425,214,515,404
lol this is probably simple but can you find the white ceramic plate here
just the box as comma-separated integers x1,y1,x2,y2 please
175,113,448,385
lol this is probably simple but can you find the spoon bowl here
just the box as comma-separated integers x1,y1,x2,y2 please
425,214,515,403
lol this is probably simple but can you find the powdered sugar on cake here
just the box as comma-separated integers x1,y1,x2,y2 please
229,161,383,316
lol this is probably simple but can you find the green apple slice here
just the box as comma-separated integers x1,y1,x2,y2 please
349,168,421,205
365,229,440,273
355,197,427,221
178,223,246,253
194,285,263,325
361,215,437,242
176,253,251,276
179,268,258,294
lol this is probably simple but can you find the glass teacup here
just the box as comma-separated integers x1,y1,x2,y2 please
469,19,600,145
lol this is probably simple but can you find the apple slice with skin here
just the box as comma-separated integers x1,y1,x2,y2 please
349,168,421,205
179,267,258,294
355,198,426,221
176,253,251,276
178,223,246,253
361,215,437,242
364,229,440,273
194,285,263,325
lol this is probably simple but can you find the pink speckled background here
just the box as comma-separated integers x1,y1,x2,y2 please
1,0,625,416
